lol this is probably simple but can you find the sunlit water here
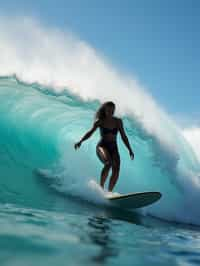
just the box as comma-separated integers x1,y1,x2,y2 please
1,199,200,266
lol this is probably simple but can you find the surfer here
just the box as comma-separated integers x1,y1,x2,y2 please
74,101,134,191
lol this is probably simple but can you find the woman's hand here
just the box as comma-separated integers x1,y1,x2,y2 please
129,149,134,160
74,141,82,150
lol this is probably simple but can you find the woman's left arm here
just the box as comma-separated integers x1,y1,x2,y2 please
118,118,134,160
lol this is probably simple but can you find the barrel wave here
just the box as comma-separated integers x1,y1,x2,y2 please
0,17,200,226
0,75,200,226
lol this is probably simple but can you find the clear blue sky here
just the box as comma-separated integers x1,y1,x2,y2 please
1,0,200,124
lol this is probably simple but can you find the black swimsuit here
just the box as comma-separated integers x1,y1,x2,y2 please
97,126,119,160
100,127,118,136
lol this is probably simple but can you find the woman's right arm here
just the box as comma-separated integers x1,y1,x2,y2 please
74,120,100,149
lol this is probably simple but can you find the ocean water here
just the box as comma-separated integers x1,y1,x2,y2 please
0,75,200,266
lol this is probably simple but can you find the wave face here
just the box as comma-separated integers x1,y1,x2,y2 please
0,76,200,225
0,17,200,225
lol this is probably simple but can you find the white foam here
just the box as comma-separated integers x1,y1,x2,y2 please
182,127,200,163
0,15,182,151
104,191,121,199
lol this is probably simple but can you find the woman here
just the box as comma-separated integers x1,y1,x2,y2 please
74,101,134,192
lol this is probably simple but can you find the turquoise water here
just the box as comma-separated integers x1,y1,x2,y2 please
2,201,200,266
1,76,200,266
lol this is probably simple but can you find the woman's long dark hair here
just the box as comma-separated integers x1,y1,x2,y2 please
95,101,115,121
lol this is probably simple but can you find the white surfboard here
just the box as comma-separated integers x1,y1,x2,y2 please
106,191,162,209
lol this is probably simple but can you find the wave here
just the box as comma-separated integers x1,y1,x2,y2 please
183,128,200,163
0,17,200,225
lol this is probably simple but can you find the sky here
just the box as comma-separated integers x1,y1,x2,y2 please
1,0,200,125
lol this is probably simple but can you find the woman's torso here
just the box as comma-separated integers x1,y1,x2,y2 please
99,117,119,143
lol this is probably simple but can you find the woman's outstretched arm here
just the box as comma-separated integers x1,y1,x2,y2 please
74,120,100,149
118,118,134,159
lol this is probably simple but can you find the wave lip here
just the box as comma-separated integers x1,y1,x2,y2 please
0,16,183,147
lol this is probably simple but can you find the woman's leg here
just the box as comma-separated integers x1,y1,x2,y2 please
108,151,120,191
96,145,112,189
